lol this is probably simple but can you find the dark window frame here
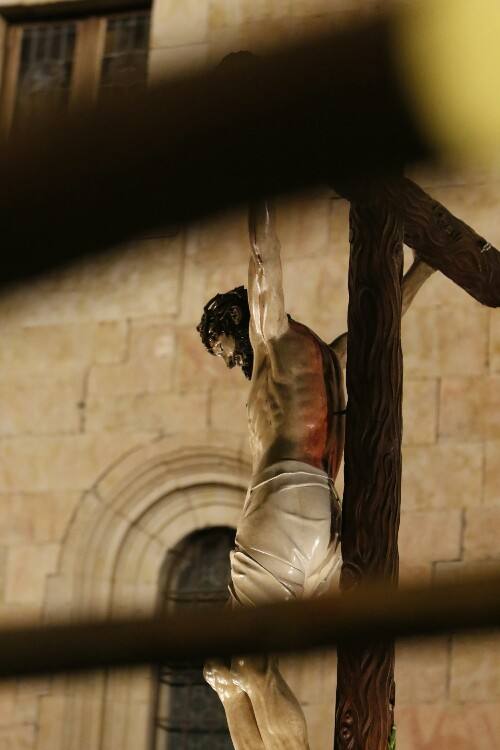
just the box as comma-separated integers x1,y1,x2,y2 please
0,0,150,136
152,526,236,750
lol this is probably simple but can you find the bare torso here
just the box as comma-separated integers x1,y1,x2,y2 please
248,317,345,480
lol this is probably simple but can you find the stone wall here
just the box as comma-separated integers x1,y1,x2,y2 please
0,0,499,748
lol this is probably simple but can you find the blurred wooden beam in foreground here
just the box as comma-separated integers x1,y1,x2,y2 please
1,0,500,288
1,572,500,680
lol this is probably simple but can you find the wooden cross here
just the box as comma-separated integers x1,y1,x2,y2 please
334,177,499,749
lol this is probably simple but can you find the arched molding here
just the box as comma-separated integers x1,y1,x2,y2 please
38,432,250,750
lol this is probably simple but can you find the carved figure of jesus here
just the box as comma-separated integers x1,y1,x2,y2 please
197,199,434,750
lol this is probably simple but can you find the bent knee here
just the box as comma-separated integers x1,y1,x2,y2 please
231,655,273,693
204,659,244,703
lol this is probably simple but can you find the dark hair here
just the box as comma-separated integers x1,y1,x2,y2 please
197,286,253,379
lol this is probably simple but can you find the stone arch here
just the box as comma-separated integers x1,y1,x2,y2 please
38,432,250,750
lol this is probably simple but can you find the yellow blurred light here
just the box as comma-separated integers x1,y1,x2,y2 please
394,0,500,165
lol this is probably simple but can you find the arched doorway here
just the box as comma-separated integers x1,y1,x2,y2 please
152,526,236,749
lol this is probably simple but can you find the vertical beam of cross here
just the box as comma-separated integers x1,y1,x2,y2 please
334,187,404,749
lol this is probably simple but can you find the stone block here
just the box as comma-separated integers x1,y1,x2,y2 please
209,386,248,434
0,236,182,325
188,210,247,266
150,0,209,48
86,391,208,433
0,724,36,750
398,510,462,564
177,251,208,326
89,321,175,396
403,378,438,445
36,696,65,750
281,649,336,706
209,0,291,28
275,194,333,260
283,256,346,343
439,376,500,441
0,686,15,728
148,44,208,83
396,703,500,750
0,433,152,491
303,703,334,750
490,311,500,372
402,443,482,510
434,558,500,585
291,0,369,15
398,561,432,585
122,702,150,750
402,306,439,376
437,304,489,376
0,322,127,376
396,639,449,704
451,635,500,702
5,544,59,605
0,493,79,544
485,441,500,505
0,378,82,436
464,507,500,561
402,304,488,378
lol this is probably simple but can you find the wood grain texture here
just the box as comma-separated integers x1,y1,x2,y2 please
334,189,403,750
388,178,500,308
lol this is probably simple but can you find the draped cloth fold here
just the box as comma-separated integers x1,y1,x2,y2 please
229,460,342,608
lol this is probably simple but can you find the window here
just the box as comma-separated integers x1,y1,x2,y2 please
153,527,236,750
0,6,150,134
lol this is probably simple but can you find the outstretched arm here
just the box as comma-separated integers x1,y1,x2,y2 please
331,256,436,368
247,200,288,344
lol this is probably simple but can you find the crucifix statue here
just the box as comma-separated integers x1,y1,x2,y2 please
196,196,435,750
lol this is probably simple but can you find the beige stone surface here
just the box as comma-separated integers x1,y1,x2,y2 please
396,639,449,704
209,0,292,28
0,237,182,326
0,433,153,491
464,507,500,561
303,703,334,750
148,44,209,83
150,0,209,48
0,322,127,376
0,724,36,750
277,193,335,260
485,441,500,505
439,376,500,442
490,311,500,373
434,559,500,585
209,385,248,434
402,442,482,510
0,379,82,436
398,510,462,563
0,493,80,544
396,703,500,750
398,561,432,585
402,378,438,445
188,209,247,266
5,544,59,605
402,304,489,378
450,635,500,702
36,696,65,750
89,321,175,396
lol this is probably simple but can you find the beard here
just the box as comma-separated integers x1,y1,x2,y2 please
235,330,253,380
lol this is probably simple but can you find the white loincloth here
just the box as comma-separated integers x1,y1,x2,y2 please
229,460,342,607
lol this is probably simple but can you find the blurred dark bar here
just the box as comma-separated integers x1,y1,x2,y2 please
0,12,429,288
4,572,500,680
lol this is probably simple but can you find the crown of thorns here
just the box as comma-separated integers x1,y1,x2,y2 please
197,285,248,355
